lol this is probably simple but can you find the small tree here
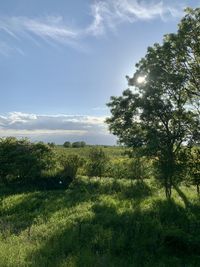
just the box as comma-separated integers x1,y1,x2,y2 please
86,148,107,178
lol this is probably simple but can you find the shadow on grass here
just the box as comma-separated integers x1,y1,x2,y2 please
0,178,185,238
0,190,73,235
26,195,200,267
71,177,152,201
173,184,191,208
1,177,200,266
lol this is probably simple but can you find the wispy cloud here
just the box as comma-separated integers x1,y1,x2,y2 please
0,41,25,56
0,16,77,43
87,0,184,36
0,112,115,144
0,1,184,55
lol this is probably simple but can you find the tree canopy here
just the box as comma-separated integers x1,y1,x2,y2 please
106,8,200,198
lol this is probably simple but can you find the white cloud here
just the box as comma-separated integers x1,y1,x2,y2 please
0,129,87,136
8,112,37,124
0,112,115,145
92,106,109,111
0,1,184,54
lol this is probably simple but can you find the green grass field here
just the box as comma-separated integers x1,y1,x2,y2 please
0,176,199,267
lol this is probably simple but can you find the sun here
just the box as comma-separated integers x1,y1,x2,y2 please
137,76,146,84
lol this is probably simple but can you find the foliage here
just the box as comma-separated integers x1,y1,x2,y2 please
0,137,55,186
106,157,151,181
187,148,200,194
127,156,151,181
63,141,71,148
177,147,200,195
86,147,108,178
47,142,56,148
106,159,130,179
72,141,86,148
60,154,81,184
106,8,200,198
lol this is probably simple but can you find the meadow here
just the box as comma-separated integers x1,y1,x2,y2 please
0,144,200,267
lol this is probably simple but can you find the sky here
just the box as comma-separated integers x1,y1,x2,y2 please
0,0,199,145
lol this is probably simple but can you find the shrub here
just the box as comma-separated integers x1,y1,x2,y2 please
106,157,151,180
47,142,56,147
0,137,55,186
177,147,200,195
127,157,151,181
86,148,108,178
61,154,81,184
106,159,129,179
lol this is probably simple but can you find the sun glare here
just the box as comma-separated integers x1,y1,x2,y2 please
137,76,146,84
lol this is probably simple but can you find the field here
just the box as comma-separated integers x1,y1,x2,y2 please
0,178,199,267
54,145,127,159
0,146,200,267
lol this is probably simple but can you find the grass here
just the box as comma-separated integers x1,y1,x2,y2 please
0,176,199,267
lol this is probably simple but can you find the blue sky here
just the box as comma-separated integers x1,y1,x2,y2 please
0,0,199,144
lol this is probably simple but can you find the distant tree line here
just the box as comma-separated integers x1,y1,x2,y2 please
63,141,86,148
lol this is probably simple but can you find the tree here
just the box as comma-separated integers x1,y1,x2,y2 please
63,141,71,148
176,8,200,99
72,141,86,148
106,9,199,198
86,147,107,178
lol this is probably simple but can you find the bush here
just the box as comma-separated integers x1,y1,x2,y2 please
0,137,55,186
47,142,56,147
106,157,151,180
176,147,200,195
61,154,81,184
86,148,108,178
127,157,151,180
106,159,129,179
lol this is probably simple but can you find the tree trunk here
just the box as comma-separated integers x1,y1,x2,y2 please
163,148,174,198
197,184,200,195
164,176,172,198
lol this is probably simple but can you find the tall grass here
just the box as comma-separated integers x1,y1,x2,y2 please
0,176,199,267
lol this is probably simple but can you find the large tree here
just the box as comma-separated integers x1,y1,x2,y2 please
106,8,199,198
